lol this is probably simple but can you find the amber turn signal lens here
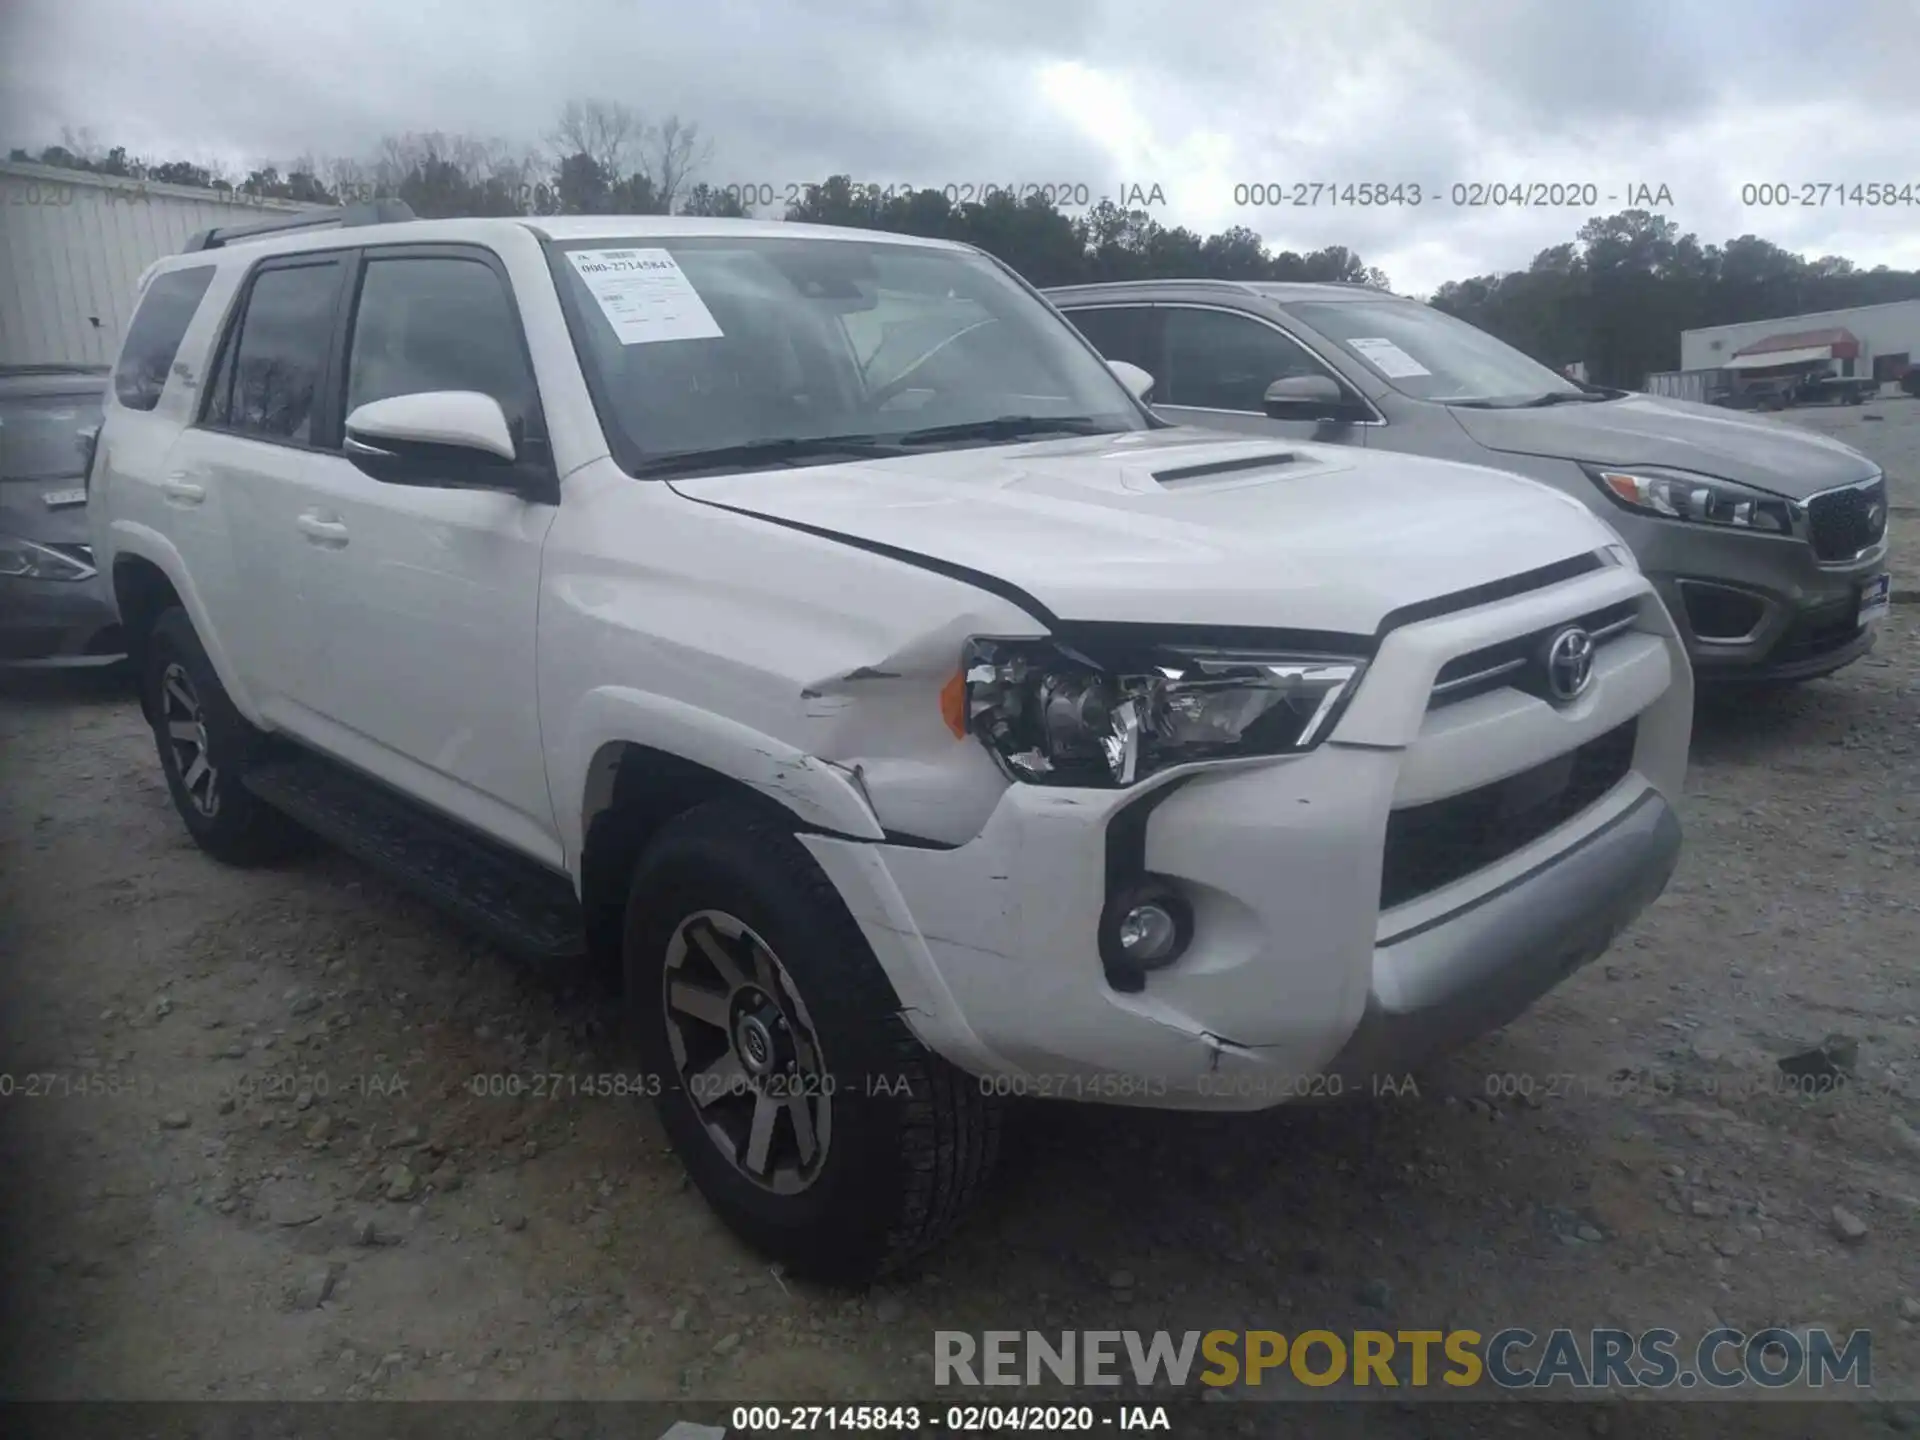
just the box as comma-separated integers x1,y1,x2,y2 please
1600,471,1640,503
939,670,968,739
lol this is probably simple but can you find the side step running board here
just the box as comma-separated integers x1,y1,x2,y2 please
243,753,586,962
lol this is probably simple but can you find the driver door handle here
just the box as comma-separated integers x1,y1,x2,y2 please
297,511,350,547
161,473,205,505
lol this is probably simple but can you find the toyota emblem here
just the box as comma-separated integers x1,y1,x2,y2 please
1545,627,1596,702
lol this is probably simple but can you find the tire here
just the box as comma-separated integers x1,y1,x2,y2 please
143,607,309,865
624,799,1001,1283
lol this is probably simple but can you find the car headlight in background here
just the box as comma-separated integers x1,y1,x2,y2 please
949,637,1365,786
1584,465,1793,534
0,534,96,581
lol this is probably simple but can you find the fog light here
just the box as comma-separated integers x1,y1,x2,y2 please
1118,902,1179,964
1100,879,1193,984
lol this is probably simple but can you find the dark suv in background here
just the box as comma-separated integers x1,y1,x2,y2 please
0,364,121,667
1049,280,1891,683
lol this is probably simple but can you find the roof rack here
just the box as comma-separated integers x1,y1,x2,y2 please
183,199,418,253
0,361,113,376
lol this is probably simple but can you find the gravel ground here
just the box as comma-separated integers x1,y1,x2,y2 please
2,401,1919,1434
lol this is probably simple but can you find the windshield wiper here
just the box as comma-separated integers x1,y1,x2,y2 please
1445,392,1607,410
633,434,904,477
893,415,1123,447
1514,391,1609,407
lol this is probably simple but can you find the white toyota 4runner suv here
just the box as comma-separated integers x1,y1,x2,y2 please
91,204,1690,1281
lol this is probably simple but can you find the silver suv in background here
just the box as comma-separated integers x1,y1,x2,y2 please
1049,281,1892,684
0,364,120,667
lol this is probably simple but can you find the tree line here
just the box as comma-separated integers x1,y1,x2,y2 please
15,106,1920,387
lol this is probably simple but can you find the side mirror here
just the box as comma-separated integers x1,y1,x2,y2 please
1108,359,1155,403
343,391,520,489
1263,374,1366,423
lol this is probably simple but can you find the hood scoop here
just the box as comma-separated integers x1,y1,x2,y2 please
1152,451,1300,487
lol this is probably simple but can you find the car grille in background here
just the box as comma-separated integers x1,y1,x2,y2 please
1428,600,1640,709
1380,720,1638,910
1804,478,1887,561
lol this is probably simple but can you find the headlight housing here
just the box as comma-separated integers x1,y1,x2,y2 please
0,534,96,581
960,636,1365,787
1584,465,1793,534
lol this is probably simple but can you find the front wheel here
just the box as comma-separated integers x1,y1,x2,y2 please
625,800,1001,1283
143,608,308,865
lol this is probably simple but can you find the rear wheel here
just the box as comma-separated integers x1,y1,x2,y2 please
625,800,1001,1283
144,608,308,865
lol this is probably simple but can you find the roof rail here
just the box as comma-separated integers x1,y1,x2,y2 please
183,199,418,253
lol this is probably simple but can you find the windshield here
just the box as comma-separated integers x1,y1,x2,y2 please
0,390,105,482
550,235,1148,472
1285,299,1587,406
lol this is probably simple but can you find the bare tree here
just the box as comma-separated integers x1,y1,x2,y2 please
645,114,711,211
548,99,644,181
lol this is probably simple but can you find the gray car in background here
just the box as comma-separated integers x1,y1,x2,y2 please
0,365,121,667
1048,280,1892,683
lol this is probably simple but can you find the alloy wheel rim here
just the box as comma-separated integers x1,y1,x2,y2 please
160,662,219,817
661,909,832,1194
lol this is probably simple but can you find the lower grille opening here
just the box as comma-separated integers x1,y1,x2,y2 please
1681,583,1767,641
1381,720,1639,910
1767,608,1864,667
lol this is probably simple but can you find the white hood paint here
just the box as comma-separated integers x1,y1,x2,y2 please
668,427,1615,634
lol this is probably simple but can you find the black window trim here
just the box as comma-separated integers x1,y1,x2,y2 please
194,253,353,454
1065,300,1388,427
333,242,557,490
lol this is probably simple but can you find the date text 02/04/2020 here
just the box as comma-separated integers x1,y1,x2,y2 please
0,1069,411,1103
973,1071,1419,1102
730,1405,1169,1432
716,181,1168,210
1230,182,1674,208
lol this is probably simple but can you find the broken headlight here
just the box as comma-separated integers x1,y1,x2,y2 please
961,638,1365,787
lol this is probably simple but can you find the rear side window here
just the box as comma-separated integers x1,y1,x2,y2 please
205,260,344,445
113,266,215,411
344,256,537,429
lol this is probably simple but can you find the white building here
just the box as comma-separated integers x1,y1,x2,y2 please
0,161,319,366
1679,298,1920,384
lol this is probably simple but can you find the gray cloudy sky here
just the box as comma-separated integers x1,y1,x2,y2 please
6,0,1920,293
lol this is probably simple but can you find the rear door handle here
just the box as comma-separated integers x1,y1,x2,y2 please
161,473,205,505
297,511,350,547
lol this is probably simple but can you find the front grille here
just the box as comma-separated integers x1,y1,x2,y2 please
1429,600,1639,710
1380,720,1638,909
1805,478,1887,561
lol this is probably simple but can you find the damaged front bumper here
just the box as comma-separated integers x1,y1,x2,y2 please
804,754,1678,1110
798,565,1691,1111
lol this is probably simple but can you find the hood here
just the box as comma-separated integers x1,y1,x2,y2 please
667,428,1615,635
1447,392,1880,500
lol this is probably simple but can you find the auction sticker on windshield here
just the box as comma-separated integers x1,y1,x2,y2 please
1347,337,1430,378
1859,572,1891,626
565,248,724,345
